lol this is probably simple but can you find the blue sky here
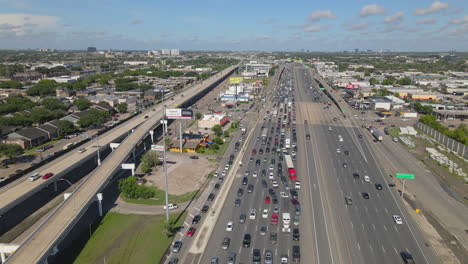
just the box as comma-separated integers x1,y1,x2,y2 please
0,0,467,51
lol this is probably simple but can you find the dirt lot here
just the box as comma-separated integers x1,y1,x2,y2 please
143,152,217,195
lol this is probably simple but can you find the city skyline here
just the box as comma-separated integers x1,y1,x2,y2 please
0,0,467,51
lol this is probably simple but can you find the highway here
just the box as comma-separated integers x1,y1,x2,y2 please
191,65,439,263
5,66,237,264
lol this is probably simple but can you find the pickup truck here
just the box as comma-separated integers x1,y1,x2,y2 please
163,204,179,210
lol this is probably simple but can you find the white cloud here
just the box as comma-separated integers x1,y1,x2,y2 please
416,18,437,25
348,22,369,31
451,7,464,14
256,35,271,40
0,13,59,35
413,1,449,16
449,24,468,35
308,10,336,21
359,4,387,17
449,15,468,24
303,24,326,32
384,11,404,23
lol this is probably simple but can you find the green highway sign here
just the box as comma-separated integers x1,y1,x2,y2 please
396,173,415,179
342,110,347,113
320,87,325,90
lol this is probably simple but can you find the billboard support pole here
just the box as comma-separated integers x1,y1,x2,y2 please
179,121,183,153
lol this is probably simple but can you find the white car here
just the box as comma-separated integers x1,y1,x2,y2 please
269,165,274,171
225,164,230,170
280,192,289,198
272,180,279,188
393,215,403,225
295,181,301,190
226,221,234,231
328,127,332,131
249,209,256,220
222,170,226,176
262,209,269,218
269,173,274,180
364,176,370,182
336,148,341,154
28,172,41,181
213,172,219,178
252,171,258,178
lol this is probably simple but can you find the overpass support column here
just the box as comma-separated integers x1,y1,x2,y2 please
149,130,154,143
97,193,103,217
1,252,6,263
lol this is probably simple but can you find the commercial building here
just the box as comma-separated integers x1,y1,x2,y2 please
170,49,180,56
370,98,391,111
123,61,148,66
87,47,97,52
242,62,270,78
198,114,229,129
161,49,171,55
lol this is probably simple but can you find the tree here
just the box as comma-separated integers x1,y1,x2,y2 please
369,78,379,85
230,121,239,129
140,152,160,174
164,138,172,148
41,98,65,110
0,80,23,89
73,98,93,110
26,80,59,97
57,120,77,136
414,102,433,115
212,124,223,136
223,131,230,137
381,79,394,85
210,143,220,150
195,112,203,120
77,109,108,128
118,176,156,199
0,143,24,160
364,71,371,77
397,77,412,85
116,103,128,113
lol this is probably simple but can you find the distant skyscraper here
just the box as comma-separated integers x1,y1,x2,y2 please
87,47,97,52
161,49,171,55
354,48,359,53
170,49,180,56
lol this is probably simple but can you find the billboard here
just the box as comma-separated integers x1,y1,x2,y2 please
165,108,193,119
229,77,244,83
345,84,361,89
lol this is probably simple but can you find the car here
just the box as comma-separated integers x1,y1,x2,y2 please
252,171,258,177
0,177,7,182
344,150,349,155
264,250,273,264
294,215,300,226
256,159,261,166
239,214,246,223
342,163,348,168
272,180,279,188
280,254,289,264
260,226,267,235
249,209,257,220
272,196,279,204
261,179,268,188
290,189,298,199
400,251,416,264
186,227,196,237
269,164,274,171
221,237,230,250
242,233,251,247
252,249,261,264
269,232,278,244
328,127,332,131
207,193,215,201
362,192,370,199
336,148,341,154
393,215,403,225
78,148,87,153
168,257,179,264
252,149,257,155
42,172,54,180
214,183,220,189
221,170,226,176
242,177,248,185
358,134,363,138
210,257,218,264
291,198,300,205
273,205,279,214
172,241,182,253
201,205,209,213
389,183,396,187
292,245,301,262
28,172,41,181
189,155,199,159
364,176,370,182
280,191,289,198
262,208,269,218
345,196,353,205
353,173,360,179
265,195,271,203
306,134,311,140
237,188,244,196
226,221,234,231
192,215,201,224
227,252,236,264
375,183,383,190
292,228,300,241
271,213,279,224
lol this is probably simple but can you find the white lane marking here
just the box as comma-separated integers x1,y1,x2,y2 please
394,247,398,255
184,222,190,227
350,221,354,229
384,208,388,214
361,223,365,231
394,225,399,232
313,183,317,189
357,243,361,251
188,213,194,218
382,245,386,254
383,225,387,231
375,207,378,213
369,244,373,251
178,232,184,237
372,224,376,230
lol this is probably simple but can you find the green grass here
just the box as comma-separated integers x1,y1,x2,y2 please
204,140,230,155
123,189,198,205
388,127,400,138
74,212,187,264
24,137,64,155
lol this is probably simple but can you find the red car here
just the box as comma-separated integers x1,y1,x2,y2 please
271,213,278,224
265,195,271,204
42,173,54,180
252,149,256,155
186,227,196,237
291,198,300,205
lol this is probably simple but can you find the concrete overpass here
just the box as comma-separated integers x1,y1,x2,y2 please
4,66,237,263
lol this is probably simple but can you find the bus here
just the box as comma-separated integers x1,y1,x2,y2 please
285,155,297,181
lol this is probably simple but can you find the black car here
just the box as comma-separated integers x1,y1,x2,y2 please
242,234,251,247
237,188,244,196
242,177,248,185
214,183,220,189
259,149,264,155
261,169,267,177
269,232,278,244
229,155,235,161
272,197,278,204
234,198,241,207
190,156,199,159
201,205,209,213
375,183,383,190
207,193,215,201
192,215,201,224
290,189,298,199
362,192,370,199
268,188,275,195
247,184,254,193
344,150,349,155
261,180,268,188
293,228,300,241
271,158,276,164
292,245,301,262
353,173,360,179
256,159,261,166
252,249,261,264
400,251,415,264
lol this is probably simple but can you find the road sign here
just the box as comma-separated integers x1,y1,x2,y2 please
320,87,325,90
151,145,165,151
165,108,193,119
229,77,243,83
396,173,415,179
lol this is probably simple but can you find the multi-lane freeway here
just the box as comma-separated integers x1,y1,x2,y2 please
172,65,439,264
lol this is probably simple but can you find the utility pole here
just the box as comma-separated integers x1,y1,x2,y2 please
161,106,169,222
